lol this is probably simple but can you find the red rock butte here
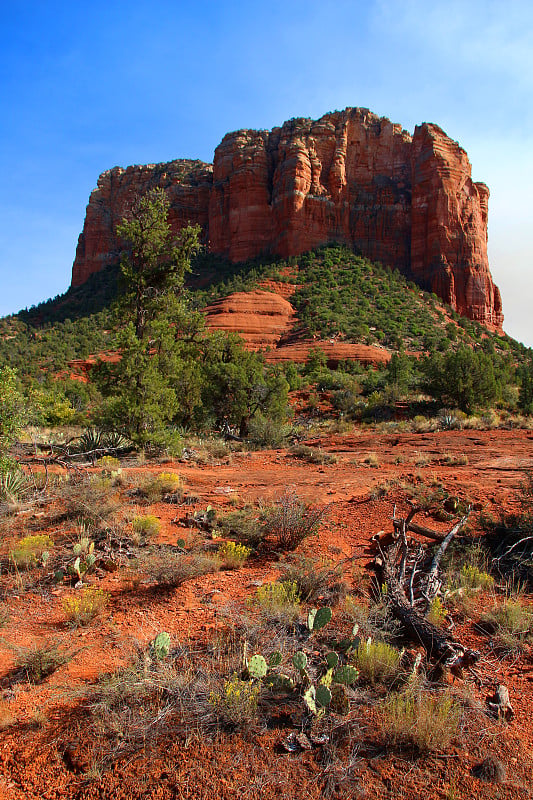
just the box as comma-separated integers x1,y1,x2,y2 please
71,107,503,330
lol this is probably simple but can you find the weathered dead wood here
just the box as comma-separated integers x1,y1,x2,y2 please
487,684,514,719
393,518,449,542
373,511,480,672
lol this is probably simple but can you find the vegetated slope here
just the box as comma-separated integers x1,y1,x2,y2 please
0,246,526,382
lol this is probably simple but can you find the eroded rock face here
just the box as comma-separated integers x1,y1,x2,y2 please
71,108,503,329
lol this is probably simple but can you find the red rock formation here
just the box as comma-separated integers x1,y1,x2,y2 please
71,109,503,329
410,124,502,327
204,290,296,349
71,160,212,286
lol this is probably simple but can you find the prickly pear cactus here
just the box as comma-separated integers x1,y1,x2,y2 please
308,606,332,632
268,651,282,667
333,664,359,685
315,684,332,708
303,686,317,715
292,651,308,672
248,654,268,679
325,651,339,669
152,632,171,659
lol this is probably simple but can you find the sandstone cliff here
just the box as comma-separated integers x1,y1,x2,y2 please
71,108,503,329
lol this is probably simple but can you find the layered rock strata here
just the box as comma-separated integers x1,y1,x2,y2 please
71,108,503,329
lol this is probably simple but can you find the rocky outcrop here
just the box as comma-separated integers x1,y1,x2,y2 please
202,288,390,366
204,289,296,349
72,160,212,286
71,108,503,329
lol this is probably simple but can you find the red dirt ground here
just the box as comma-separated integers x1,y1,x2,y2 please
1,427,533,799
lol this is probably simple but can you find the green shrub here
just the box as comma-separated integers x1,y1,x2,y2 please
247,416,291,448
218,509,264,549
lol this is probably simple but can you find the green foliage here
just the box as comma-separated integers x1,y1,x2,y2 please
293,246,446,350
422,346,501,413
0,367,27,465
518,354,533,413
95,188,202,446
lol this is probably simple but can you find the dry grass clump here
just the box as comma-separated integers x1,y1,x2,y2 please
381,687,461,752
59,476,120,532
441,452,469,466
343,596,401,643
289,445,338,465
363,452,380,468
479,599,533,655
88,643,218,764
277,553,346,605
217,541,251,569
261,489,328,551
140,549,219,588
353,639,403,686
63,587,109,626
10,534,52,569
14,641,71,681
132,514,161,541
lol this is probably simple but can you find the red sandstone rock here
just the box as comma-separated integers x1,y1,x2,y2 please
71,109,503,329
204,290,296,349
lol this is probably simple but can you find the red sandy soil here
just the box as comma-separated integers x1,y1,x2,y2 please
1,427,533,799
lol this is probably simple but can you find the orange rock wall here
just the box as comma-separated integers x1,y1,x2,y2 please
71,108,503,328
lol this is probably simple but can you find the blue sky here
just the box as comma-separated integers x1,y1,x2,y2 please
1,0,532,345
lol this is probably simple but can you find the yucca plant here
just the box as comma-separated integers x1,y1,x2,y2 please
0,469,30,502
